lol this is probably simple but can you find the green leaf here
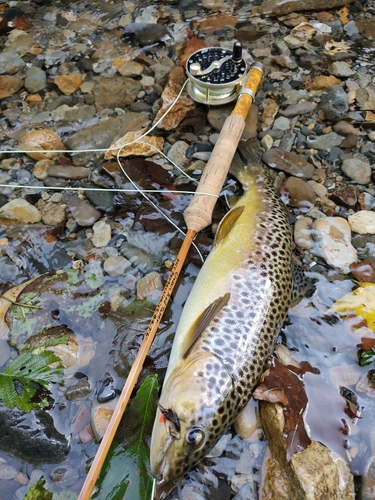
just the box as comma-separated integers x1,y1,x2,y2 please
92,374,159,500
0,351,64,411
359,349,375,367
24,478,53,500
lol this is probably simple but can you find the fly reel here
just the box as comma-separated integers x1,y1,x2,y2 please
186,42,248,105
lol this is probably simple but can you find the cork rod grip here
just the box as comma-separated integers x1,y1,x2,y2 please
184,63,263,233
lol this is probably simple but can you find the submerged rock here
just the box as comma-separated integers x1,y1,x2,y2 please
0,402,69,464
259,0,355,16
260,402,355,499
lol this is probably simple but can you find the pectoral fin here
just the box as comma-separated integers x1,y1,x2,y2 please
182,293,230,358
213,206,244,247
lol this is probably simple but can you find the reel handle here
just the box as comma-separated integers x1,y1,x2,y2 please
184,63,263,233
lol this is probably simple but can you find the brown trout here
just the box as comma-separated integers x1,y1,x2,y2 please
150,153,294,499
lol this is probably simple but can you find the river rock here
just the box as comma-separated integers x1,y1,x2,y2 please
0,75,24,99
260,401,355,500
41,202,66,226
283,177,316,208
305,131,343,151
54,73,84,95
259,0,355,16
47,165,90,180
67,195,101,227
350,259,375,282
93,75,142,110
358,192,375,211
330,61,354,78
261,99,279,127
356,88,375,111
120,242,155,272
279,101,316,117
0,402,69,463
18,129,65,161
91,219,111,248
311,217,357,273
318,85,348,122
24,67,47,93
341,155,372,185
348,211,375,235
262,149,315,179
294,216,314,250
91,397,118,441
330,185,358,208
136,271,163,301
0,199,42,223
0,51,25,75
103,256,131,277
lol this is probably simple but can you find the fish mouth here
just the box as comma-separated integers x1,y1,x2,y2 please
153,476,178,500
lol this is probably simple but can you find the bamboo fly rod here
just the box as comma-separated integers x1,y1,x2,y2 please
78,61,263,500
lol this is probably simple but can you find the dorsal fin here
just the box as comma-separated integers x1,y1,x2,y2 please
213,206,244,248
182,293,230,359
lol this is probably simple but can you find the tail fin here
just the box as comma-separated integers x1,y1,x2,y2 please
229,138,264,181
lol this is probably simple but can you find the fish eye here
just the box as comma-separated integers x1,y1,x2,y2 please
185,428,205,450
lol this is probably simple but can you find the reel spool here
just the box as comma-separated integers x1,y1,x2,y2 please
186,42,248,105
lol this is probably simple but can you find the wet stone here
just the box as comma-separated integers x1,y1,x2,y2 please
305,132,343,151
24,67,47,94
103,256,131,277
318,85,348,122
283,177,316,209
92,76,142,110
348,211,375,235
67,195,101,227
120,242,155,272
47,165,90,180
358,192,375,211
136,271,163,301
65,377,91,401
0,199,41,223
91,219,111,248
350,259,375,282
51,465,79,488
97,373,116,404
41,202,66,226
279,101,315,117
84,189,115,213
0,51,25,75
341,155,372,185
330,185,358,208
262,148,315,179
0,463,18,480
0,75,24,99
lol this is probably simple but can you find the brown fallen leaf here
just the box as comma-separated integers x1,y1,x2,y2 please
253,357,311,460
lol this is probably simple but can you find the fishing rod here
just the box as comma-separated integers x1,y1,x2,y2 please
78,43,263,500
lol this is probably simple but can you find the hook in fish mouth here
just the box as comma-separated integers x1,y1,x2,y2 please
158,403,185,434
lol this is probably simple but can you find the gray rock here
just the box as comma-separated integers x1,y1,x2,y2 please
103,256,131,277
122,22,169,46
65,378,91,401
330,62,354,78
92,76,142,109
51,465,80,488
0,51,25,75
280,101,315,117
48,165,90,180
51,104,96,125
305,132,343,152
318,85,348,122
24,67,47,93
120,242,155,272
67,195,101,226
84,189,115,213
0,402,69,463
342,155,372,185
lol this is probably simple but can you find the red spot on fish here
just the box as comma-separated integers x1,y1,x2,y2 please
159,413,166,423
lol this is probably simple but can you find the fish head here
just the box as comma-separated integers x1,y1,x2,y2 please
150,353,234,499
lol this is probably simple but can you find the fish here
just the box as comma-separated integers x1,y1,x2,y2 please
150,142,294,499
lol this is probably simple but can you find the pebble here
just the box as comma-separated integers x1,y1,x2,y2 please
330,61,354,78
91,397,118,441
54,73,84,95
67,196,101,227
47,165,90,180
311,217,357,274
356,88,375,111
136,271,164,301
91,220,112,248
24,67,47,94
348,211,375,235
0,199,42,223
261,99,279,127
318,85,349,122
262,148,315,179
305,131,343,151
279,101,315,117
0,75,24,99
294,216,314,250
51,465,79,488
350,259,375,282
65,377,91,401
41,202,66,226
120,242,154,272
0,463,18,480
18,129,65,161
103,256,131,277
283,177,317,208
358,192,375,211
341,155,372,185
330,185,358,208
0,51,25,74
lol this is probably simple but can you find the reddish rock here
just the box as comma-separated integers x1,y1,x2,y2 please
350,259,375,282
330,185,358,208
0,75,23,99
